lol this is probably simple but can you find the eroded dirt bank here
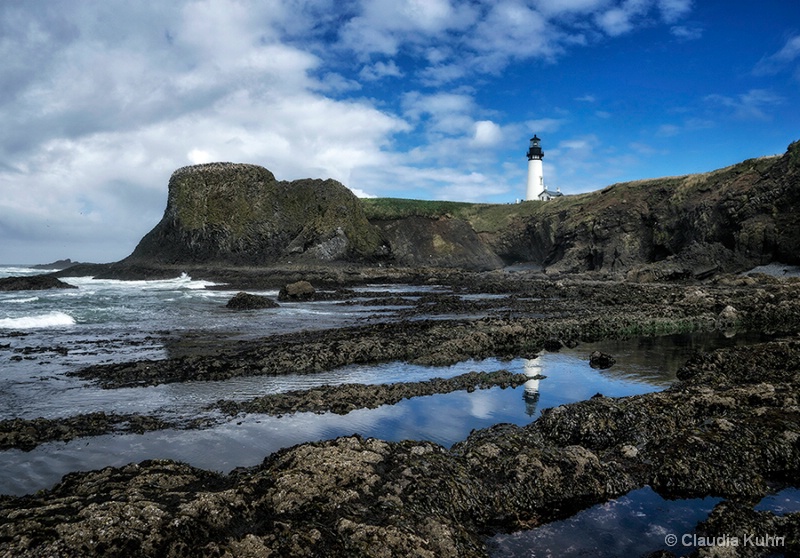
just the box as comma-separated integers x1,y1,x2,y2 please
1,337,798,557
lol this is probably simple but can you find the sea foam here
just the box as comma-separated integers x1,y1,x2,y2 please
6,296,40,304
0,311,76,329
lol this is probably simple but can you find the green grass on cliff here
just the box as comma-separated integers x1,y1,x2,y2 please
362,148,786,235
360,198,477,220
361,194,589,233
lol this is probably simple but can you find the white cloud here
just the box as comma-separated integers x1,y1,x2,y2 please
657,0,692,23
670,24,703,41
402,91,477,135
595,0,651,37
187,149,214,164
338,0,476,57
560,137,595,151
470,1,558,61
595,0,688,36
349,187,377,198
359,60,404,81
754,35,800,76
655,117,714,137
532,0,610,17
472,120,504,147
705,89,784,120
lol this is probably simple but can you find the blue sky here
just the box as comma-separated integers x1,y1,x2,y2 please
1,0,799,263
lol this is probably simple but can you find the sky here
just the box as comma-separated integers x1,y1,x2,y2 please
1,0,799,264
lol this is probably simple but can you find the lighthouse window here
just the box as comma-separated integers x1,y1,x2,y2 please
540,177,543,185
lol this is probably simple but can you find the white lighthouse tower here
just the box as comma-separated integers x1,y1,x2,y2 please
525,134,545,201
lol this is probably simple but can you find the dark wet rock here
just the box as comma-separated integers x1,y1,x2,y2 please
543,338,563,351
370,214,506,271
277,279,315,301
3,338,799,556
341,295,416,307
689,500,800,557
589,350,616,369
213,370,528,416
0,274,77,291
0,413,173,451
225,291,279,310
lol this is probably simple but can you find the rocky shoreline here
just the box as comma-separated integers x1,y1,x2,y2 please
1,271,800,556
1,336,798,557
66,274,800,390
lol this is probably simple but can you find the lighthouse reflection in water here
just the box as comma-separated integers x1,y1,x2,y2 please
522,358,543,416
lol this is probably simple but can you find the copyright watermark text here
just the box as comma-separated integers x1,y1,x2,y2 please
665,532,785,549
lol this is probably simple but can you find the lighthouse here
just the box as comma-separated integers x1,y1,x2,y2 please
525,135,544,201
525,135,563,201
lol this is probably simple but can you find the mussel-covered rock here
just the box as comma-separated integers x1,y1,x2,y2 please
278,280,315,301
225,291,280,310
589,350,616,369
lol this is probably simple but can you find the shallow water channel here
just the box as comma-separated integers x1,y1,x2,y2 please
0,330,769,498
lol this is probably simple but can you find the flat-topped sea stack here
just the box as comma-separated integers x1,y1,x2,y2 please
124,163,387,266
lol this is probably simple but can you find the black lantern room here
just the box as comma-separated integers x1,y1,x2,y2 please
526,135,544,161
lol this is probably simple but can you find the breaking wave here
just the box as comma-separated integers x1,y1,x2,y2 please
0,311,76,329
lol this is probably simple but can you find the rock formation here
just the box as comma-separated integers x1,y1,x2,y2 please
0,275,77,291
123,163,388,266
3,337,799,556
278,280,315,301
371,215,506,271
225,292,279,310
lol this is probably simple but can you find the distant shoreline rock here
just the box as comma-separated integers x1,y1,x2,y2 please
0,275,77,291
31,258,83,270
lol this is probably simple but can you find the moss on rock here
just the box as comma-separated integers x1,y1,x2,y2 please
125,163,386,266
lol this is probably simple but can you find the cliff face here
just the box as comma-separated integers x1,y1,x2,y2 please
371,216,505,271
361,139,799,277
125,163,388,266
486,139,800,278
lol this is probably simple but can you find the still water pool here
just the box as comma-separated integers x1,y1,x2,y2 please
0,330,768,496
